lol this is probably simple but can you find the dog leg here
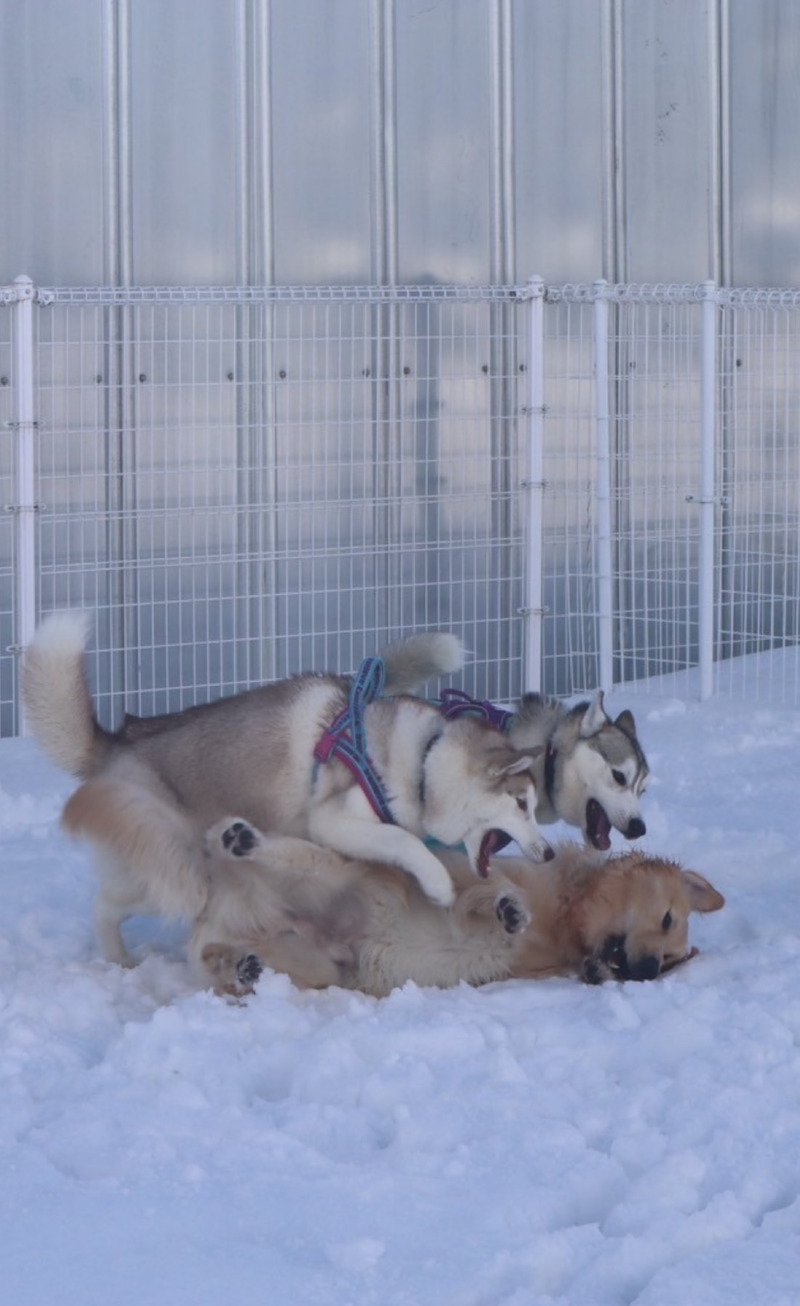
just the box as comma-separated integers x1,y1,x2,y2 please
307,803,455,907
62,777,210,954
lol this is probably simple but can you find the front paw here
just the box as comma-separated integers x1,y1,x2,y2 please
496,894,529,935
221,820,258,857
581,956,612,985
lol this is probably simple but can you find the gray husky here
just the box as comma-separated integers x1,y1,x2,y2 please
22,613,554,965
430,683,649,850
506,693,649,850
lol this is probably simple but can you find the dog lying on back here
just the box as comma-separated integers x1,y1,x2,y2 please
194,820,724,998
23,614,555,966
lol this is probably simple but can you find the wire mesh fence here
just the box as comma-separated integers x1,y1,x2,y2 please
1,278,800,736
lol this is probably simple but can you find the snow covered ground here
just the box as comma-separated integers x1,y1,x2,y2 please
3,684,800,1306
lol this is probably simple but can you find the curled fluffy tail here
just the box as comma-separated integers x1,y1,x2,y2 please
22,611,112,778
380,631,465,695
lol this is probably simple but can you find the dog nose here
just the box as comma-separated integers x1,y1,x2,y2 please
624,817,646,840
541,843,555,862
629,955,660,981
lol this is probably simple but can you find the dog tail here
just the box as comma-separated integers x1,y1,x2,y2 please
22,611,113,778
380,631,465,694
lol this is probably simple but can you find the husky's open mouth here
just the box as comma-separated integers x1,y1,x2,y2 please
585,798,612,851
477,829,512,877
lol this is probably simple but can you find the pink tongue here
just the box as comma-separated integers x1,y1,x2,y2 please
478,830,502,877
587,800,611,850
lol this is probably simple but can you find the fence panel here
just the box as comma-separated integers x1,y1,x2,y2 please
24,284,530,730
716,293,800,700
1,279,800,736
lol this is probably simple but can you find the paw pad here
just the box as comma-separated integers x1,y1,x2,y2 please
236,954,263,987
221,821,257,856
496,895,527,935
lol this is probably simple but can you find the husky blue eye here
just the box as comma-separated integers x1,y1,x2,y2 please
612,769,626,786
662,911,673,931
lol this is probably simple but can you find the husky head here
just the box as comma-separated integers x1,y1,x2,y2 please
514,691,649,851
573,853,725,983
423,724,555,875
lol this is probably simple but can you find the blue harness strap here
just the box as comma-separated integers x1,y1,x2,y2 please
313,656,396,824
436,687,514,733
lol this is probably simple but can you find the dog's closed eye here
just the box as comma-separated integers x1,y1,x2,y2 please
661,910,673,931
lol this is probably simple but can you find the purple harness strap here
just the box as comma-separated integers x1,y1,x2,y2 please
313,656,396,824
437,687,513,733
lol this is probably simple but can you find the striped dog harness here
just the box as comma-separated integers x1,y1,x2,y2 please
313,656,396,824
436,687,513,733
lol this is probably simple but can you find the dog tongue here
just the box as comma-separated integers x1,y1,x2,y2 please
586,799,612,851
477,829,511,877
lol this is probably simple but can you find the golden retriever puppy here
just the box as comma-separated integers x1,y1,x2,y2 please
195,820,725,998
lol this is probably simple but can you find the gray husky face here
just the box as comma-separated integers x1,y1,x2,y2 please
566,695,649,850
513,691,649,850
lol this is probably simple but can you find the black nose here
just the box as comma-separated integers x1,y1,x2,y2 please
541,843,555,862
629,955,660,981
624,817,646,840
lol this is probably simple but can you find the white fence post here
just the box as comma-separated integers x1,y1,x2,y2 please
699,280,717,701
10,275,37,733
593,279,614,692
523,275,545,692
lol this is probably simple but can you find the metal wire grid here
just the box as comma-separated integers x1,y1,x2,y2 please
3,279,800,735
540,298,601,695
608,297,705,695
31,291,529,727
716,304,800,701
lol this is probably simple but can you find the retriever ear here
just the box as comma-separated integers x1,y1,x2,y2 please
681,869,725,914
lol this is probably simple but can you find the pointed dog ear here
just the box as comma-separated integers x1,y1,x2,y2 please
488,748,539,779
500,753,536,777
614,708,637,738
579,691,608,738
681,869,726,914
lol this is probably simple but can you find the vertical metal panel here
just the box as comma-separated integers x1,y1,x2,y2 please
728,0,800,285
622,0,712,280
129,0,240,283
370,0,398,287
271,0,372,283
524,278,545,691
396,0,492,281
0,305,15,734
0,0,105,284
593,282,614,691
514,0,605,283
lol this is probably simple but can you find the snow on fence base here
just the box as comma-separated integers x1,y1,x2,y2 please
1,278,799,735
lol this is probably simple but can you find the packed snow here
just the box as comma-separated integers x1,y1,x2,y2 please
3,680,800,1306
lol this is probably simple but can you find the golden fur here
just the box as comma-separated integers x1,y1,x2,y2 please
193,823,725,998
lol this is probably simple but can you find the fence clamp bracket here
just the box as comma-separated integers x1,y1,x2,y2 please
685,493,729,507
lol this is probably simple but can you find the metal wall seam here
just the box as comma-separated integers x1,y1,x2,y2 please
601,0,626,284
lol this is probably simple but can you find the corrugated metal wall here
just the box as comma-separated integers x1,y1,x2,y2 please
2,0,800,291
